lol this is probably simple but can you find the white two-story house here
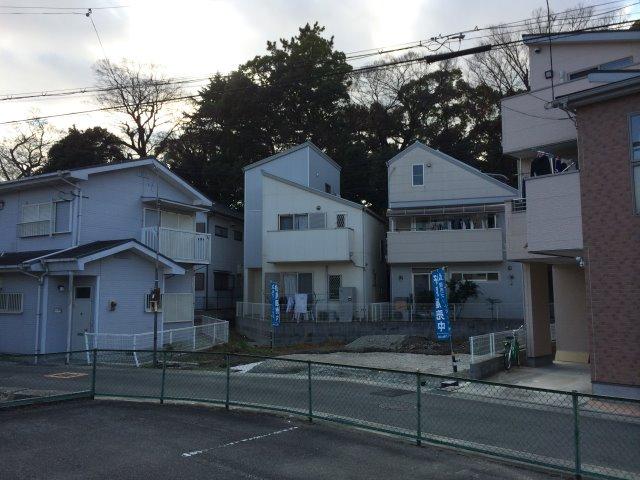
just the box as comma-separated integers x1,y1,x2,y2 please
242,142,387,321
0,159,213,354
386,142,523,320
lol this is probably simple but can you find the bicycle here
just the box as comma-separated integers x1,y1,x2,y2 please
503,325,523,370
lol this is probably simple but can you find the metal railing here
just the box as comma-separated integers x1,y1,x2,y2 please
511,198,527,212
1,349,638,480
83,319,228,366
469,327,526,363
238,301,525,323
141,226,211,263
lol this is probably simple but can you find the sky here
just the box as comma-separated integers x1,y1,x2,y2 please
0,0,634,139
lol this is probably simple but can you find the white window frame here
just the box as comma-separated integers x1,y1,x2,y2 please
412,164,424,187
19,202,53,237
53,199,72,234
0,293,23,314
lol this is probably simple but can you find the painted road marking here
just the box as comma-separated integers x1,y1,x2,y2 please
44,372,88,379
181,426,299,458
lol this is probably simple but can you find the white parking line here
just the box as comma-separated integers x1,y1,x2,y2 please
181,426,299,458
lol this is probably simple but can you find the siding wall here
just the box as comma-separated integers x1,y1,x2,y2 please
0,273,39,353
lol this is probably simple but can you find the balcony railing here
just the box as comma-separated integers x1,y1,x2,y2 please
141,227,211,263
511,198,527,212
265,228,353,263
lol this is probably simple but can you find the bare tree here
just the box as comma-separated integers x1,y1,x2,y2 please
466,3,626,95
94,59,183,158
0,119,55,181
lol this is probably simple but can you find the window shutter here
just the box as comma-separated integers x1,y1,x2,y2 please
309,212,326,229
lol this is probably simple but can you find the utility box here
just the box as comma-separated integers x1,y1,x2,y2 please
338,287,356,322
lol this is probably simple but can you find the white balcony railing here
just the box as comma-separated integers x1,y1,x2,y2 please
142,227,211,263
265,228,353,263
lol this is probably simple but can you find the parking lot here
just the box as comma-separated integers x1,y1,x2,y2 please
0,400,558,480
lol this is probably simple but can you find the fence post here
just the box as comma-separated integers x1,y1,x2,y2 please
416,372,422,446
192,327,196,351
225,353,230,410
572,390,581,479
489,333,495,356
307,361,313,422
160,350,167,404
91,349,97,398
469,336,475,363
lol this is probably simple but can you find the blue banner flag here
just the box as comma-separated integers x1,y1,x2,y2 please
431,268,451,340
270,281,280,327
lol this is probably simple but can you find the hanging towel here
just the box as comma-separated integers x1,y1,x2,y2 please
286,295,295,313
294,293,308,321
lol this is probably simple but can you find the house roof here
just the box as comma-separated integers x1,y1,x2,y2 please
0,249,57,268
554,75,640,109
523,30,640,46
0,158,212,207
386,141,518,196
25,239,185,275
261,171,385,223
210,202,243,220
242,141,342,172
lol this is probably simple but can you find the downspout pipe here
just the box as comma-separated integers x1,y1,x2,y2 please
56,173,82,247
17,265,48,358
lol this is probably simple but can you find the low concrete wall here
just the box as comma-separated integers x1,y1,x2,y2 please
469,350,526,380
235,316,523,346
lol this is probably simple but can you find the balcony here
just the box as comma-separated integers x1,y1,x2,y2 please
500,80,593,156
387,229,504,264
526,171,583,256
505,171,583,259
265,228,353,263
142,227,211,264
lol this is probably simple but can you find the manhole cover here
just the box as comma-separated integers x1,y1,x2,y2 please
370,388,412,397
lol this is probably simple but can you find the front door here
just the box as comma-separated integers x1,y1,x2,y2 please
71,286,93,350
412,274,431,304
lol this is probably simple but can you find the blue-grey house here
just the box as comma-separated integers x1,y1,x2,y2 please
0,159,213,354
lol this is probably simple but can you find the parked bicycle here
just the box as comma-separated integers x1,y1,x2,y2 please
503,325,523,370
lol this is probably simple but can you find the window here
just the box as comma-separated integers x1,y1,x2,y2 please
630,114,640,213
233,230,243,241
144,293,162,312
336,213,346,228
278,213,325,230
75,286,91,299
325,183,332,194
412,164,424,186
214,225,228,238
196,222,207,233
194,273,205,291
294,213,308,230
214,272,232,291
309,212,326,229
486,213,497,229
53,201,71,234
569,56,633,81
161,211,194,231
328,275,341,300
0,293,23,314
19,202,52,237
144,208,160,228
298,273,313,294
279,214,293,230
451,272,499,282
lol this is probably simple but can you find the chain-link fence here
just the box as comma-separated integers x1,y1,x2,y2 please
1,349,639,479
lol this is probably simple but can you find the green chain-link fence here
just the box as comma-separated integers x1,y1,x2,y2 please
1,349,639,479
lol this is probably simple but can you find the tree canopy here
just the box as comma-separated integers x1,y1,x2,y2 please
43,126,126,173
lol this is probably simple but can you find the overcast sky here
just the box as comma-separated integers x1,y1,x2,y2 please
0,0,629,139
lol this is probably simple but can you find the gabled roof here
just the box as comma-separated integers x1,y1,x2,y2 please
243,141,342,172
27,239,185,275
211,202,243,221
554,74,640,109
262,171,385,223
0,158,212,206
386,141,518,196
0,250,57,268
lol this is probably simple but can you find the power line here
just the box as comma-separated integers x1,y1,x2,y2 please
0,4,127,9
1,2,635,101
0,19,636,126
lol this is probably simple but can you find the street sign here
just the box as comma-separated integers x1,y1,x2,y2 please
431,268,451,341
270,281,280,327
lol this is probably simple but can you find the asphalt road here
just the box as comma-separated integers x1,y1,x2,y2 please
1,360,639,478
0,400,560,480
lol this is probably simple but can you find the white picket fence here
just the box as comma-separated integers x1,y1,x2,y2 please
84,317,229,367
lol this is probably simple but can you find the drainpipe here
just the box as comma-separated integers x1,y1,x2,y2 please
56,173,82,247
18,266,48,359
65,271,74,360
